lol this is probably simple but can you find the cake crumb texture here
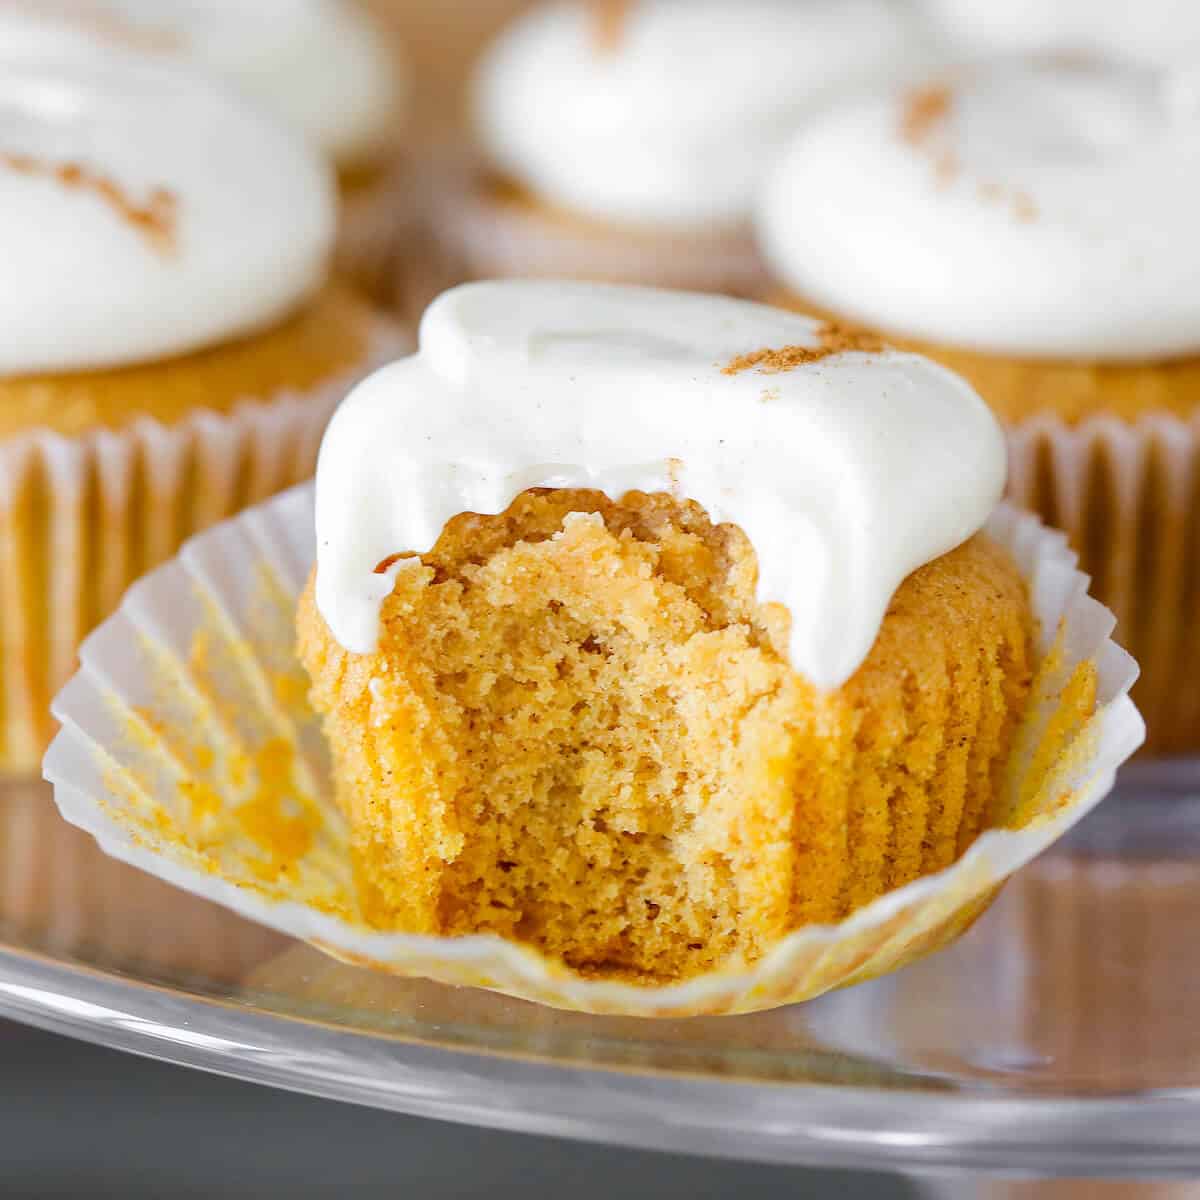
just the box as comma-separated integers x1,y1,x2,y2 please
298,489,1033,983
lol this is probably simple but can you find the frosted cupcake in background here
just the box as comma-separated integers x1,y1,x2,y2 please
0,0,410,300
0,48,397,771
429,0,933,296
758,58,1200,752
920,0,1200,67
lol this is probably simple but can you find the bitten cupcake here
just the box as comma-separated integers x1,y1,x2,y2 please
0,0,409,300
920,0,1200,67
0,48,396,771
45,281,1141,1012
759,58,1200,751
431,0,932,296
297,281,1063,983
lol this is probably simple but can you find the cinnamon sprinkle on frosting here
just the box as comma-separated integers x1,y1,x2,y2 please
722,322,885,375
1011,190,1038,222
900,83,952,145
0,151,178,251
589,0,633,53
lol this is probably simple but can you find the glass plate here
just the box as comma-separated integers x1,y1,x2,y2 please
2,768,1198,1179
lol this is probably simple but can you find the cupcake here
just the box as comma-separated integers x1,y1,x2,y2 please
45,282,1142,1012
0,48,397,771
297,280,1058,982
758,58,1200,752
920,0,1200,67
431,0,932,297
0,0,409,301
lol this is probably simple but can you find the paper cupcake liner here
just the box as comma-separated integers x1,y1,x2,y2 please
43,488,1142,1016
336,158,429,321
0,776,285,982
0,320,403,774
1008,412,1200,754
427,159,771,299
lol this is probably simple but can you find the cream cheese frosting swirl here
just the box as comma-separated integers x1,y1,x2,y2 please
0,50,335,374
758,59,1200,361
472,0,932,229
314,281,1005,690
0,0,405,167
921,0,1200,69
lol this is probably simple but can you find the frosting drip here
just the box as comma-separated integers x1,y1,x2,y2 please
314,282,1006,690
473,0,931,228
0,0,404,166
758,59,1200,360
0,51,335,373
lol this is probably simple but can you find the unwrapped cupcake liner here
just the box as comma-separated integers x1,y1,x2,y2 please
44,487,1143,1016
0,320,404,773
1007,411,1200,754
427,158,772,299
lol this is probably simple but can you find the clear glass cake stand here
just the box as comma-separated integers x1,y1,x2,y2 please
2,767,1199,1194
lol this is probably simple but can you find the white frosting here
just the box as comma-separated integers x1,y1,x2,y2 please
921,0,1200,69
314,282,1005,690
758,60,1200,361
0,51,335,374
473,0,932,229
0,0,404,167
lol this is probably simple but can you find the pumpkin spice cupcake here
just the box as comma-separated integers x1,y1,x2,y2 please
43,281,1141,1012
430,0,933,297
759,58,1200,751
296,281,1054,983
0,0,410,301
0,48,396,771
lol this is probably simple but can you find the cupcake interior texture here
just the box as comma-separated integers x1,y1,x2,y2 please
299,487,1033,981
299,281,1036,983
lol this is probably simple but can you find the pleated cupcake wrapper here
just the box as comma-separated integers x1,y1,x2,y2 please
0,319,404,774
428,157,771,298
1007,411,1200,753
43,483,1142,1016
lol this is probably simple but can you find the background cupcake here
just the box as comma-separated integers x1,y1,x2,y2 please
758,57,1200,752
0,0,409,301
0,48,396,771
430,0,933,297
